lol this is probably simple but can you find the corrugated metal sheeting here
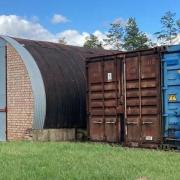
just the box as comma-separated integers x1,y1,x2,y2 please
86,55,123,143
10,37,116,129
86,48,162,148
87,46,180,149
1,34,180,149
124,49,161,148
162,45,180,148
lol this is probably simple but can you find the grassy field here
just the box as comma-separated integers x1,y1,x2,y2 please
0,142,180,180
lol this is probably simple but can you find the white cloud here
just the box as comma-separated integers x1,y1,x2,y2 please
51,14,69,24
0,15,109,48
151,33,180,46
93,30,107,42
145,33,159,45
0,15,57,42
93,30,113,49
57,30,108,47
1,15,178,50
57,30,110,48
173,34,180,44
57,30,89,46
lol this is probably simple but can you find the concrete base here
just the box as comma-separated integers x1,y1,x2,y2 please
32,129,75,142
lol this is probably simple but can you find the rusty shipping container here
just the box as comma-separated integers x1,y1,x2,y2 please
86,47,162,148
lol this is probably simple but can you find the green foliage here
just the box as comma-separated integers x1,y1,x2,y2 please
155,11,178,44
123,17,152,51
1,142,180,179
103,22,124,50
177,19,180,32
83,34,103,49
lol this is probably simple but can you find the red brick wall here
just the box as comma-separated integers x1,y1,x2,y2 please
7,44,34,140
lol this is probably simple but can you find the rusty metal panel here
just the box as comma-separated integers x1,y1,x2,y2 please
87,56,123,143
12,37,116,130
124,53,161,148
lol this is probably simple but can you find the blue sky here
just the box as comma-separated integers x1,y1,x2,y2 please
0,0,179,46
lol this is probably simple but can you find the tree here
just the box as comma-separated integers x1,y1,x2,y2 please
58,37,67,45
123,17,151,51
155,11,178,45
177,19,180,32
103,22,124,50
83,34,103,49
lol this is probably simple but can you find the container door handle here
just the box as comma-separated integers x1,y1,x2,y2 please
127,122,138,125
106,121,116,124
142,122,153,125
93,121,103,124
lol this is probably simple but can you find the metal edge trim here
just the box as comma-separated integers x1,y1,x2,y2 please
0,39,7,141
1,36,46,129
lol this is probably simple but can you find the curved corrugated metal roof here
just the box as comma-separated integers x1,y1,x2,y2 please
13,37,116,129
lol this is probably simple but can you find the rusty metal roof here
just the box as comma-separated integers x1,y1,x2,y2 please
14,38,116,129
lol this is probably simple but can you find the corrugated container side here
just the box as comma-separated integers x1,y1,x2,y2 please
86,47,163,148
124,49,162,148
162,45,180,148
86,55,124,143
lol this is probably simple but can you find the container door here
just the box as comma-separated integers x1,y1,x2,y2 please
163,47,180,141
0,41,6,141
140,55,161,146
103,59,121,143
125,54,161,147
88,62,104,141
125,57,140,146
87,57,122,143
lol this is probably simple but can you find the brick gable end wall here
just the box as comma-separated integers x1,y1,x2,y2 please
7,44,34,140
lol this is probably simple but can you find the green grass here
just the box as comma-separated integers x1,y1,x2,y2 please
0,142,180,180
